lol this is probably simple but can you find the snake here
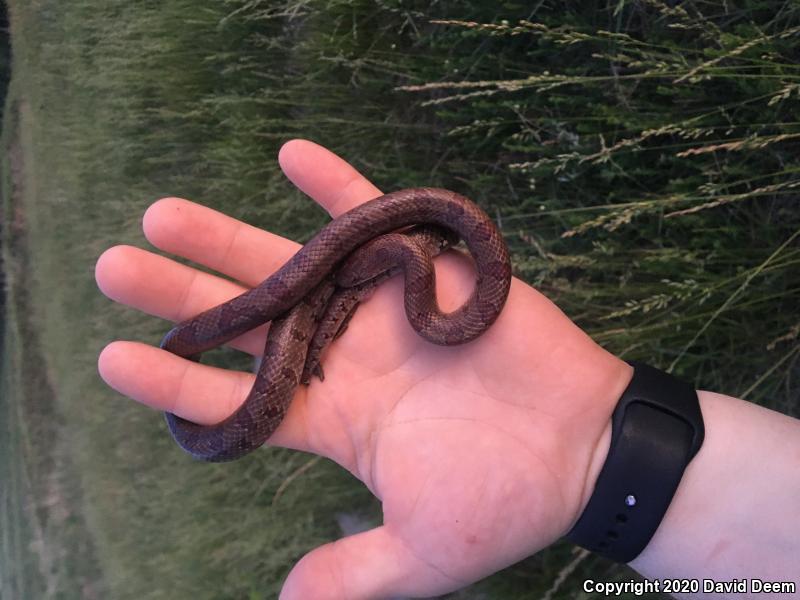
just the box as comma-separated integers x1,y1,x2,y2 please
160,187,512,462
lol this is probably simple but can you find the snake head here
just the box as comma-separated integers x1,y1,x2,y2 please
406,224,460,254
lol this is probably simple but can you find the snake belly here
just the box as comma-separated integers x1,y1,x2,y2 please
160,187,512,461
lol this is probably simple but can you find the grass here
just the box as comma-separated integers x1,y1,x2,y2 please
1,0,798,598
1,82,105,599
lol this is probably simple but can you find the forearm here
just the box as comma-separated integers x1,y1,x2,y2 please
629,390,800,597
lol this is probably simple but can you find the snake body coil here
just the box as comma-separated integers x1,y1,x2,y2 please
160,188,512,461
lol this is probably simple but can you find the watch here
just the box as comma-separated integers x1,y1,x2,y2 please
565,361,705,562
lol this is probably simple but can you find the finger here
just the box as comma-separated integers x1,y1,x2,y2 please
95,245,266,355
143,196,301,287
280,526,459,600
98,341,309,451
278,139,383,218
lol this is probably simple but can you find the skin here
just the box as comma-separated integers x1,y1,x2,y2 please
96,139,800,599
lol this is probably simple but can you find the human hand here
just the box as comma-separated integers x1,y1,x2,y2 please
95,139,633,599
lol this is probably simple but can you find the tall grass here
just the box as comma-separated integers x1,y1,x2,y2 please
2,0,798,598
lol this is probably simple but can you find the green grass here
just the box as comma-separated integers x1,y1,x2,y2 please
1,81,105,599
0,300,45,600
2,0,798,598
1,80,48,600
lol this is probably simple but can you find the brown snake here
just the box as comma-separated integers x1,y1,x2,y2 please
160,188,512,461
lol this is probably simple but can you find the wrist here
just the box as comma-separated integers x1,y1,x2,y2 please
567,359,632,529
628,390,715,571
630,391,800,585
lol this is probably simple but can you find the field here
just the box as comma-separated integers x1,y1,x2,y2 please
1,1,798,598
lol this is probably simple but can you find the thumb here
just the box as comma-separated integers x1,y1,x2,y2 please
279,525,457,600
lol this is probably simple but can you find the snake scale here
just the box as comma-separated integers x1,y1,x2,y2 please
160,187,512,461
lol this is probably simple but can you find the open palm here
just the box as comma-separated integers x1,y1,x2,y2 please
96,139,632,599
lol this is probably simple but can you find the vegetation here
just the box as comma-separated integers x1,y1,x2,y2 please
2,0,798,598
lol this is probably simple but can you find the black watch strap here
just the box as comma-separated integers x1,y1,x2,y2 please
565,361,704,563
